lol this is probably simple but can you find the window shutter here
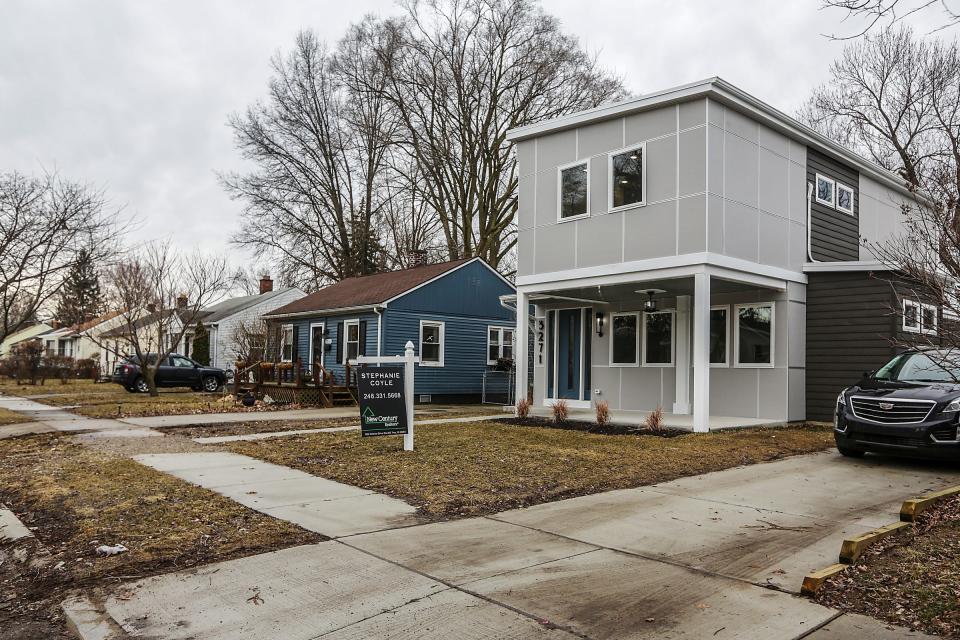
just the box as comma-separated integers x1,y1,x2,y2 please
336,321,344,363
292,325,300,362
359,320,368,355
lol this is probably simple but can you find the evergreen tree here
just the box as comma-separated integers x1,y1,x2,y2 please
54,248,101,326
192,321,210,365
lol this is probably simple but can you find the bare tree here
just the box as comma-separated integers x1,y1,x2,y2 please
228,317,268,366
0,170,119,343
372,0,626,271
804,27,960,356
94,241,236,396
223,27,397,288
821,0,960,37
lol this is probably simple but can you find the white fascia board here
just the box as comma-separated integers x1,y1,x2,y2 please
515,253,803,293
262,304,379,320
507,76,919,203
803,260,890,273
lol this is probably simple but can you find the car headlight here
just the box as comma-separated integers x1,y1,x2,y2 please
836,391,846,410
943,399,960,413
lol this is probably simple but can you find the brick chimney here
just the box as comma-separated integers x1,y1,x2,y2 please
176,294,188,309
259,275,273,294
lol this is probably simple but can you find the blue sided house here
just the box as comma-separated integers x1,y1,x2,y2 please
262,258,518,403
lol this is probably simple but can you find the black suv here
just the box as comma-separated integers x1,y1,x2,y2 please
835,349,960,460
111,354,227,393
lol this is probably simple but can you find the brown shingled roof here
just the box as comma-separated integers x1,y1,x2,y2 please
266,258,474,316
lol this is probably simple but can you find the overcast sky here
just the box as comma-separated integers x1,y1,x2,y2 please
0,0,947,269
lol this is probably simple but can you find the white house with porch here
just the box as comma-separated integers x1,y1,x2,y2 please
508,78,915,432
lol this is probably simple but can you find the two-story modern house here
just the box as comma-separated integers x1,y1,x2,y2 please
508,77,926,432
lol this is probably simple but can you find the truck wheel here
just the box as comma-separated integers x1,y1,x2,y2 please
202,376,220,393
133,377,149,393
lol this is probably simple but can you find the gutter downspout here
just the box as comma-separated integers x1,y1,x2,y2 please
806,181,821,263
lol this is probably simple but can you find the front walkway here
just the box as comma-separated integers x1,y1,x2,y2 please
72,450,953,639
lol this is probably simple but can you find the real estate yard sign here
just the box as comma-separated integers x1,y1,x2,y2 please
357,366,408,437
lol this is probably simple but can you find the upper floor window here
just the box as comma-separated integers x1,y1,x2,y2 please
815,174,835,208
836,182,854,215
558,161,589,220
609,145,645,211
420,320,444,367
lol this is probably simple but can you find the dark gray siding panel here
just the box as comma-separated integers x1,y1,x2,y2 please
807,148,860,262
806,271,897,421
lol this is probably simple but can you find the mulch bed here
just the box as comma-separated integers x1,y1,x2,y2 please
493,416,686,437
816,494,960,638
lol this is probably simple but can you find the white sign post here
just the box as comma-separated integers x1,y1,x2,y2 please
355,340,419,451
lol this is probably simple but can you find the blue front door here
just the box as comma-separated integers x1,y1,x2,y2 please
556,309,582,399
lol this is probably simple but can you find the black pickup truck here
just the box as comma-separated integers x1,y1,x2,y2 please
111,354,227,393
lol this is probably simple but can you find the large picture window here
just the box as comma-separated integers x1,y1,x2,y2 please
710,306,728,365
558,161,589,220
643,311,674,366
487,326,514,364
610,313,639,366
735,303,774,367
609,145,645,210
419,320,444,367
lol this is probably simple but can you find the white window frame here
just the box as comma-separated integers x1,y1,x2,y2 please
902,299,921,334
608,311,640,367
642,310,675,367
710,305,730,367
921,302,939,336
343,319,360,364
280,323,294,362
419,320,445,367
607,142,647,213
487,326,514,365
556,159,590,223
308,322,325,366
733,302,775,368
815,173,836,208
836,182,855,215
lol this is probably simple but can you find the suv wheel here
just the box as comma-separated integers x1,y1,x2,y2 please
838,445,865,458
202,376,220,393
133,377,150,393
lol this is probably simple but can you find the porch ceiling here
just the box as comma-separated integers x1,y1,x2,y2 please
530,276,767,306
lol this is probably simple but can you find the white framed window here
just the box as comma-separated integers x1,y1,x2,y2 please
609,312,639,366
734,303,774,368
419,320,445,367
343,319,360,364
922,303,939,336
280,324,294,362
642,311,674,366
905,300,939,335
902,299,920,333
487,326,514,365
710,305,729,367
308,322,325,366
557,160,589,221
608,143,646,212
836,182,854,215
815,174,835,208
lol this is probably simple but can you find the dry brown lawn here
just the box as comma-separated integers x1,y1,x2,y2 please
0,434,321,637
0,407,30,426
227,420,835,519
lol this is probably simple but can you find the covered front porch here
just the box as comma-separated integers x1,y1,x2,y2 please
514,260,807,432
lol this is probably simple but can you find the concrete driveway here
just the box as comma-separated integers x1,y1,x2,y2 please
75,450,956,639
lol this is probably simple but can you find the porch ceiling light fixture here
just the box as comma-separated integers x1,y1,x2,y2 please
636,288,666,313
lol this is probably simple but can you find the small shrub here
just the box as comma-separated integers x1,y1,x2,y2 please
551,399,569,424
595,399,610,426
644,405,664,432
516,397,531,419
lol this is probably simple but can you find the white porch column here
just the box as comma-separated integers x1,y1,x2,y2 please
673,295,691,414
692,272,711,433
515,289,529,410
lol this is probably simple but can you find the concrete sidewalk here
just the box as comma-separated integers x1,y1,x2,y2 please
72,450,954,639
0,394,144,435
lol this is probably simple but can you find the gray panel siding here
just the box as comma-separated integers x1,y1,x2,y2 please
807,148,860,262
